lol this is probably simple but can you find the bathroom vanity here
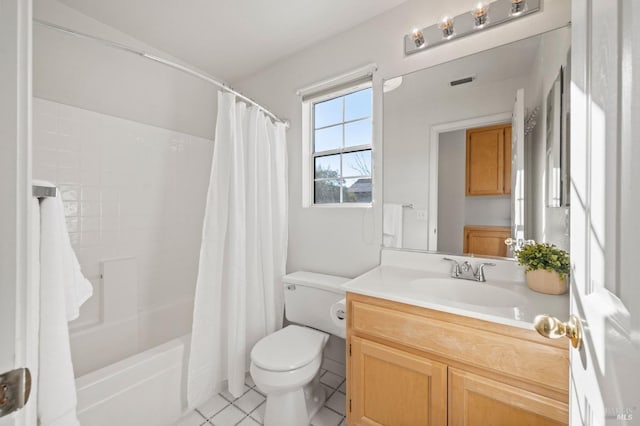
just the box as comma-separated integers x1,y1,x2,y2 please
343,250,569,426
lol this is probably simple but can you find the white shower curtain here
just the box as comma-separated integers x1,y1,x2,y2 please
187,92,288,408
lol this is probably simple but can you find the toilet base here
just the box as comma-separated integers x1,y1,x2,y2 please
262,372,326,426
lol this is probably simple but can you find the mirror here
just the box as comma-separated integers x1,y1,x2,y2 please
383,27,571,258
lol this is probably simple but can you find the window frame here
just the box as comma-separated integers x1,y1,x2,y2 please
302,80,373,208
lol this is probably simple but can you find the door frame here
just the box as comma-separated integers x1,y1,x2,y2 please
427,112,512,251
0,0,37,424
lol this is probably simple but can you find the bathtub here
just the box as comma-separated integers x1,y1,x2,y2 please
72,298,194,425
75,334,190,426
70,298,194,377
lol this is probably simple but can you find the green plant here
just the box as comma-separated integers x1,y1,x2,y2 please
515,242,570,279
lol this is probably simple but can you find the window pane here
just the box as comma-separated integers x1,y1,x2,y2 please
345,88,372,121
343,178,372,203
315,180,341,204
314,154,341,179
314,97,342,128
345,119,372,148
314,125,342,152
342,150,371,177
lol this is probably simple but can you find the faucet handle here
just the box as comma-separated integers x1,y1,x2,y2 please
461,260,473,272
475,262,496,282
442,257,461,276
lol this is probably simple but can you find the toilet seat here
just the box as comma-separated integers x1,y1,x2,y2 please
251,325,328,372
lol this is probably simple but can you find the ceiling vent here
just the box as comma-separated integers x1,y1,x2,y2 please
449,76,475,87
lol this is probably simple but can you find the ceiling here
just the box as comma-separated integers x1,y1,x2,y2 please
58,0,408,82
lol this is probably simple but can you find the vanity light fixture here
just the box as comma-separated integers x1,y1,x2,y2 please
411,28,426,48
472,2,490,27
438,15,455,38
511,0,527,15
404,0,541,56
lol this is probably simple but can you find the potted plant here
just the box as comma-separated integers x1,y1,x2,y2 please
515,242,570,295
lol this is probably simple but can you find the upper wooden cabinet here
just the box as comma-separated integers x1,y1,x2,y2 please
466,124,512,196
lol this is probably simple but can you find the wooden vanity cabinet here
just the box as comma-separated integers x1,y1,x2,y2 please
448,369,567,426
466,124,512,196
346,293,569,426
350,336,447,426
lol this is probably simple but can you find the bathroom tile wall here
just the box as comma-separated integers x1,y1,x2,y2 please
33,98,213,368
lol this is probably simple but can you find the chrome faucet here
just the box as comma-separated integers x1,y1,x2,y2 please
443,257,495,282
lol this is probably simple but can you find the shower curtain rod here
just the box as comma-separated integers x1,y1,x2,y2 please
34,19,290,128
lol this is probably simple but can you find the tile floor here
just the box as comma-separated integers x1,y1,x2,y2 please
176,369,347,426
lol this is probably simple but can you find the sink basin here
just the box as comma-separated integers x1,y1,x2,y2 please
410,278,527,308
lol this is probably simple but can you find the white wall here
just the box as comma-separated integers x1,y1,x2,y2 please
437,130,465,254
34,0,218,140
235,0,570,277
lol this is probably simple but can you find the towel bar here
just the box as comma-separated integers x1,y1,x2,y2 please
32,185,57,198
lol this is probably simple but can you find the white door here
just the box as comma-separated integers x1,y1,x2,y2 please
0,0,36,425
511,88,525,249
568,0,640,424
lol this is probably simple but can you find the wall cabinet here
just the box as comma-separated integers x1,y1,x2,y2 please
346,293,568,426
463,225,511,257
466,124,512,196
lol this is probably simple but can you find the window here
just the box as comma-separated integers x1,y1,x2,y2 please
307,85,373,206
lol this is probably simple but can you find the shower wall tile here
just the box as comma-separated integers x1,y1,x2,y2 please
33,98,213,337
102,257,138,323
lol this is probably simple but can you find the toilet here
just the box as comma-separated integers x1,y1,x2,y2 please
250,271,348,426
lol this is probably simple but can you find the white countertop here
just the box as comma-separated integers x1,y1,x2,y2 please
342,250,570,331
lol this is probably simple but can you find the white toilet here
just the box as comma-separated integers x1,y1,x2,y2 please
250,271,348,426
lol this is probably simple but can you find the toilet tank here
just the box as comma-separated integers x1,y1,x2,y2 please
283,271,349,338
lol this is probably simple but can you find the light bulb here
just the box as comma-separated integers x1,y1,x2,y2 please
411,27,426,48
471,1,490,27
438,15,455,39
511,0,527,16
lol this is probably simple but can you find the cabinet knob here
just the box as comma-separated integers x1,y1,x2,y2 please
533,314,583,349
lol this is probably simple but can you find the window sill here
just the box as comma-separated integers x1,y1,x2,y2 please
307,203,372,209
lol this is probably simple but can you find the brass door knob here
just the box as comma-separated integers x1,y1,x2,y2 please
533,314,583,348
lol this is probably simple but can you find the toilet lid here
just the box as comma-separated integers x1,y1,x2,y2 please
251,325,328,372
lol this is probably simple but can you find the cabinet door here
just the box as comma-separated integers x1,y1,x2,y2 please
463,226,511,257
465,124,511,196
349,336,447,426
448,368,568,426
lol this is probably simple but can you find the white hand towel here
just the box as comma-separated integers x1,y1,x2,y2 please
38,186,93,426
383,203,403,248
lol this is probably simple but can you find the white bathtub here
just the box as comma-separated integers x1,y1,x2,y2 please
76,334,190,426
70,298,194,377
72,296,194,426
